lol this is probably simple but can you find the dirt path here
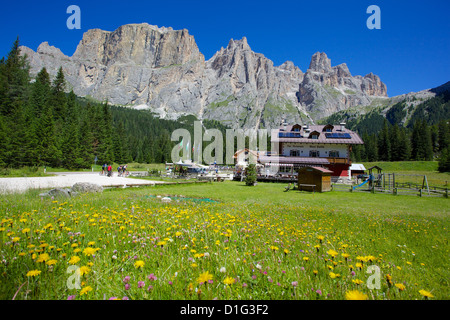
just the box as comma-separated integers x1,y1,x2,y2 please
0,172,164,194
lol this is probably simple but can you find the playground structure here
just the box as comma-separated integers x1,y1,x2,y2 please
335,166,448,198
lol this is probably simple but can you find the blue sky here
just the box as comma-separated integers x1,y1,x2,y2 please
1,0,449,97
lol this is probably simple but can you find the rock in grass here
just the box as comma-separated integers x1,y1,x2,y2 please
161,197,172,203
71,182,103,194
40,188,71,198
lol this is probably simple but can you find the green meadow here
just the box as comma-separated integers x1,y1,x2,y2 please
0,180,448,300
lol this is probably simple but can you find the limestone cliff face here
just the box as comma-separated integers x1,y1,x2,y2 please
20,23,388,128
298,52,388,118
201,37,307,128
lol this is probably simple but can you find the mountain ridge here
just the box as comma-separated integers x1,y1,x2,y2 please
20,23,390,129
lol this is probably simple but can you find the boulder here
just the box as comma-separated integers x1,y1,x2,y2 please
39,188,71,198
71,182,103,193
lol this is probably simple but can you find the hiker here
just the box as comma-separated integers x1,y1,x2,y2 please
102,163,107,175
107,164,112,177
122,164,128,176
118,165,122,176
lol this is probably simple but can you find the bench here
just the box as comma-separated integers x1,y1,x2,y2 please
297,184,316,193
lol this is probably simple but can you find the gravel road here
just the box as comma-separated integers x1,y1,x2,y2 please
0,172,164,194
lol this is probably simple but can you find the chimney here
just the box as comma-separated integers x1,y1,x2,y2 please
304,128,311,138
340,123,346,131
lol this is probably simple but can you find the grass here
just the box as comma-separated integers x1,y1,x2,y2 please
0,180,448,300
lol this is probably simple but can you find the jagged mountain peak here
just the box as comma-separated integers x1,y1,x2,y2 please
227,37,250,51
309,52,332,73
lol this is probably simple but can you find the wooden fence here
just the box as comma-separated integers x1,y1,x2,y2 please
331,183,448,198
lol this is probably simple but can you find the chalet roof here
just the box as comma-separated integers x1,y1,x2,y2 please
233,149,258,158
275,124,364,145
350,163,366,171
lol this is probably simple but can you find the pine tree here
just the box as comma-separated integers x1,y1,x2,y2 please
389,124,401,161
438,148,450,173
95,102,115,164
397,127,411,161
377,120,391,161
438,120,449,152
78,116,95,168
0,114,7,166
365,133,378,162
52,67,67,120
4,37,29,107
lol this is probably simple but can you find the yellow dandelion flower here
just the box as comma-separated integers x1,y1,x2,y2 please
419,290,434,298
395,283,406,291
134,260,145,269
36,253,50,263
327,249,338,258
197,271,213,284
345,290,368,300
80,286,93,295
46,259,57,266
83,247,97,256
329,272,337,279
223,276,235,285
352,279,364,285
26,270,41,277
79,266,91,276
69,256,80,264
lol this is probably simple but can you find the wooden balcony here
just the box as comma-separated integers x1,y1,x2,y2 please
327,157,350,165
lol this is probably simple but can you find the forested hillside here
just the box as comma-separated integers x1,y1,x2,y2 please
347,100,449,172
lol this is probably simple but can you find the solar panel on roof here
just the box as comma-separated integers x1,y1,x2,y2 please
325,133,352,139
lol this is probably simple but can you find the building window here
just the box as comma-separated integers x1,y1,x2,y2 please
309,150,320,157
311,134,319,139
279,166,292,173
329,150,340,158
290,150,300,157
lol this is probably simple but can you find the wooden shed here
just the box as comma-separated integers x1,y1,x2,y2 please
297,166,333,192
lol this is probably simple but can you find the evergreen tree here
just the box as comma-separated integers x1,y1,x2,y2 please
438,120,449,152
411,120,434,161
377,120,391,161
438,147,450,173
397,127,411,161
52,67,67,120
364,133,378,162
389,124,401,161
0,114,7,166
95,102,114,164
244,164,257,186
78,116,95,168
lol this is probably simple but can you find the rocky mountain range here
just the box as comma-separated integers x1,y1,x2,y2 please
20,23,389,129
